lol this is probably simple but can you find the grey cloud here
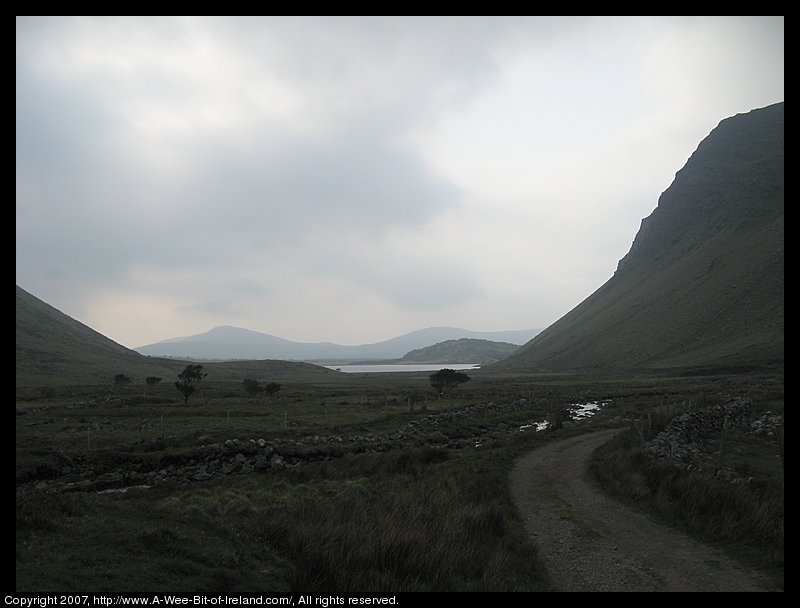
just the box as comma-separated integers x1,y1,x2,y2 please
184,122,461,244
16,16,474,293
360,264,485,310
176,298,251,318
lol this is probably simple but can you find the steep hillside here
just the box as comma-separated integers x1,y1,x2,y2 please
495,103,784,372
400,338,519,364
16,286,335,387
16,285,172,387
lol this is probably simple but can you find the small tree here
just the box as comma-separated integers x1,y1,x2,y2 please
429,368,471,399
144,376,162,395
108,373,132,401
174,364,207,405
243,378,263,398
263,382,281,402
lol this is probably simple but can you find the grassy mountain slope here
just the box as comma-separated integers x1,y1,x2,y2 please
400,338,519,364
495,103,784,372
16,285,174,387
16,286,335,387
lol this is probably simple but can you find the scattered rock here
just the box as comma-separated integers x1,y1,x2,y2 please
19,396,610,494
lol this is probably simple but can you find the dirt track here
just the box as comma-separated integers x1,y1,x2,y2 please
510,429,770,592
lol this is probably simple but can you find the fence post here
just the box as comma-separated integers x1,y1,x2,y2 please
718,416,730,464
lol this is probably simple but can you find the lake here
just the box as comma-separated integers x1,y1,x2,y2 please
326,363,481,373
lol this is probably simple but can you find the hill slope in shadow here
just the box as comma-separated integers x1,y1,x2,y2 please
494,102,784,372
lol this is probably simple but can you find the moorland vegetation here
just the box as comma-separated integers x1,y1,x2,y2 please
16,366,783,591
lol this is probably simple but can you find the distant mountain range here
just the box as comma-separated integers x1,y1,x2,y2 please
16,284,537,387
495,102,784,372
16,286,338,387
134,326,541,362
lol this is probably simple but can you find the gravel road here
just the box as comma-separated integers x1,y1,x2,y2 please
510,428,770,592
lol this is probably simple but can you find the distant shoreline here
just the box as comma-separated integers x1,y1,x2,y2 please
325,363,481,373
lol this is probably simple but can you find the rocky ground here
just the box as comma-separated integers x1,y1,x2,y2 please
17,398,551,494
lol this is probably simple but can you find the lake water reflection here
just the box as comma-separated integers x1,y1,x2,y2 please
326,363,480,373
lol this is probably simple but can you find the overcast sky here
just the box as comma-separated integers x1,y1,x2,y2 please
16,16,784,349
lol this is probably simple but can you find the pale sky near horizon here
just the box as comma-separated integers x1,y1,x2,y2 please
16,16,784,349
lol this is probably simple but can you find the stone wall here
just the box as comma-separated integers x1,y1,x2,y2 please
22,398,556,494
645,397,776,461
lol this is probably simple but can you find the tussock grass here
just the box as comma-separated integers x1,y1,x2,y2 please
16,441,553,592
249,446,551,592
16,486,291,592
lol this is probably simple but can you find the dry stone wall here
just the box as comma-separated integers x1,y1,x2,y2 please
22,398,561,494
645,397,781,461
